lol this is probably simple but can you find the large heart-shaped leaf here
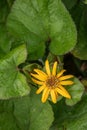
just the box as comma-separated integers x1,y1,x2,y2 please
0,44,30,99
7,0,77,60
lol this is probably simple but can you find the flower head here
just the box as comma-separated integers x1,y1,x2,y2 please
31,60,74,103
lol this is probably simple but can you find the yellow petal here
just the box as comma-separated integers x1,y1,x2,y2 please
31,73,46,81
34,69,47,78
36,85,46,94
52,61,57,76
56,86,71,99
55,90,58,98
41,87,50,103
32,78,44,85
45,60,51,76
59,75,74,81
50,89,57,103
57,69,66,78
60,81,74,85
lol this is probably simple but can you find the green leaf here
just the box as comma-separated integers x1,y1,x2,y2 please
65,77,84,106
72,7,87,60
13,96,30,130
0,112,19,130
49,99,71,130
49,0,77,55
0,44,30,99
84,0,87,4
0,100,13,113
50,94,87,130
7,0,15,7
14,88,54,130
0,99,20,130
7,0,77,59
0,0,10,23
66,94,87,130
28,41,45,61
23,63,41,83
0,24,11,58
0,88,53,130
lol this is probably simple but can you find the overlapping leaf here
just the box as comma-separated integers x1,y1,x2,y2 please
0,44,30,99
14,88,54,130
50,94,87,130
65,77,84,106
66,94,87,130
0,88,54,130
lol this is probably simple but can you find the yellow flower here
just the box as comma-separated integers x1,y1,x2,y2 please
31,60,74,103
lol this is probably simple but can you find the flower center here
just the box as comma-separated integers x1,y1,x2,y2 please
46,76,59,88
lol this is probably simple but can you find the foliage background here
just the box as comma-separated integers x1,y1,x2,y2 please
0,0,87,130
